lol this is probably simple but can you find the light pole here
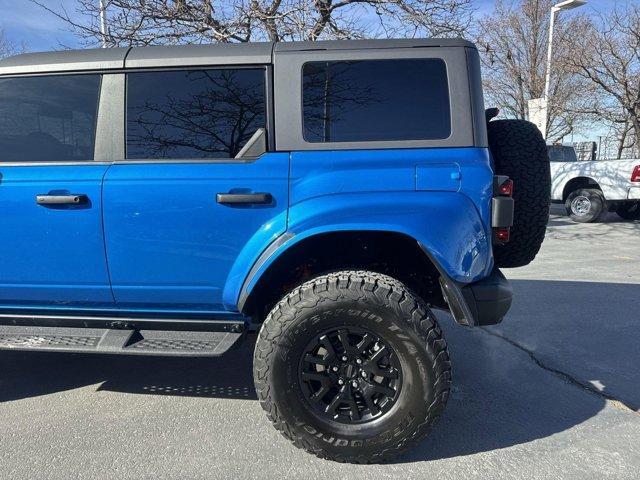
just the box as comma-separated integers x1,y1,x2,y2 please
99,0,108,48
541,0,587,139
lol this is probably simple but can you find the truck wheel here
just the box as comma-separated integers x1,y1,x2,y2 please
616,202,640,221
565,188,606,223
488,119,550,268
253,271,451,463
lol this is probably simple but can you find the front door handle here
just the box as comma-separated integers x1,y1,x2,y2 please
36,194,88,205
216,193,273,205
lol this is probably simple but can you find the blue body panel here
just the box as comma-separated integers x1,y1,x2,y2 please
0,148,493,316
101,154,289,311
223,147,494,310
0,165,113,307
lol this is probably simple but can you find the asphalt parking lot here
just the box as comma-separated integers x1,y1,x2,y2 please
1,204,639,480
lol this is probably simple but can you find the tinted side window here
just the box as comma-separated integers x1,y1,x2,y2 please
548,146,578,162
564,146,578,162
302,59,451,143
547,146,564,162
127,69,266,159
0,75,101,162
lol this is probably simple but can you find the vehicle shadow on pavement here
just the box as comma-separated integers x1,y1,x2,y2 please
1,279,637,462
399,278,639,462
547,216,640,231
0,335,259,402
548,204,640,229
393,319,602,462
486,279,640,411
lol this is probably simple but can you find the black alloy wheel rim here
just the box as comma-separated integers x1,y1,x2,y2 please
298,326,403,424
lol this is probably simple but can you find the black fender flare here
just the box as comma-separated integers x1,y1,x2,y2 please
418,243,512,327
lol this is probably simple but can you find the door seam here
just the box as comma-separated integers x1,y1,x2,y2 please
100,165,117,304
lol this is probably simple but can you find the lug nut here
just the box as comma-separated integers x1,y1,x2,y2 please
351,381,358,388
361,371,367,378
356,358,362,365
341,355,348,361
338,378,344,385
332,366,339,372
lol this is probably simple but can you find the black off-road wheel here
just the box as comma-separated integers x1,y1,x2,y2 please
616,202,640,221
488,119,551,268
253,271,451,463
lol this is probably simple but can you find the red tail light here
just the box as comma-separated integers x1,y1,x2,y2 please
495,228,510,242
632,165,640,182
498,179,514,196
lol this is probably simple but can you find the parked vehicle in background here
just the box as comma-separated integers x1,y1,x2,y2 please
0,39,550,463
549,145,640,222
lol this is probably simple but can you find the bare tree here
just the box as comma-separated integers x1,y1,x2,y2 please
477,0,590,142
32,0,473,46
0,28,20,58
614,121,637,160
567,2,640,158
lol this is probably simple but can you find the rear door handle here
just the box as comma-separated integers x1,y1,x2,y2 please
36,194,88,205
216,193,273,205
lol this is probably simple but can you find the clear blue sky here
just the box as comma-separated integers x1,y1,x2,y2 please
1,0,81,50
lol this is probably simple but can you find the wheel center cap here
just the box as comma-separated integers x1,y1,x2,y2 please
341,363,357,379
572,196,591,215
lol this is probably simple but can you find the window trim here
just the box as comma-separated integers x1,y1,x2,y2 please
95,73,124,162
123,65,272,163
300,58,452,144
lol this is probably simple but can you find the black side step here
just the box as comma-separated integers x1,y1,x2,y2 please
0,311,245,332
0,326,244,357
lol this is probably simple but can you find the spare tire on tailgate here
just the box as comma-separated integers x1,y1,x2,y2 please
488,119,550,268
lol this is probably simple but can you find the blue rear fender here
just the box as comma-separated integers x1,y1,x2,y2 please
223,147,495,311
223,191,493,311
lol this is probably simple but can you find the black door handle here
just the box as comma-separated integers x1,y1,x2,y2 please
36,194,88,205
216,193,273,205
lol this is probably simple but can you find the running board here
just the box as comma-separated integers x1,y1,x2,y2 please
0,311,245,332
0,326,244,357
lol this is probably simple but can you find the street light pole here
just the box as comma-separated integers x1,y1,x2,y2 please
543,7,558,104
99,0,108,48
541,0,587,139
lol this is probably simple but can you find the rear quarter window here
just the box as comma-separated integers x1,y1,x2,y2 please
302,59,451,143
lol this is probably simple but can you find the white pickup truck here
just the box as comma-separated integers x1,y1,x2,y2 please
549,145,640,222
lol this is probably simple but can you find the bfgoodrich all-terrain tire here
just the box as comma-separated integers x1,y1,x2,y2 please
253,271,451,463
488,119,551,268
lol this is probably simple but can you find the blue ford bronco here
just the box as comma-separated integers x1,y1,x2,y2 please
0,39,550,462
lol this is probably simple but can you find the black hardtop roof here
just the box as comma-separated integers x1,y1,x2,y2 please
0,38,476,76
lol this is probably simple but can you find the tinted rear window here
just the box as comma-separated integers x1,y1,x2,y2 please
0,75,101,162
302,59,451,143
127,69,266,159
548,146,578,162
